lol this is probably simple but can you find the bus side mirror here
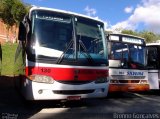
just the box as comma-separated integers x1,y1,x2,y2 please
121,58,128,68
18,22,26,41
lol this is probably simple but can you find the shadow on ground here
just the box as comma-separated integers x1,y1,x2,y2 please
0,76,109,118
0,76,160,119
0,76,42,118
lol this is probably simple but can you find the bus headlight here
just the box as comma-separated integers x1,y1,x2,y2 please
140,80,148,84
95,77,109,83
28,75,54,84
110,79,119,83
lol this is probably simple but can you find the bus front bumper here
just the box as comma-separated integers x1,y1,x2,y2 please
22,79,109,100
109,84,150,92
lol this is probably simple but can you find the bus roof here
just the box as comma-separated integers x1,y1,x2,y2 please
108,33,145,40
29,6,104,24
147,43,160,46
107,33,145,45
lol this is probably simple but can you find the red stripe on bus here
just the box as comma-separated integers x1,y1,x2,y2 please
25,66,108,81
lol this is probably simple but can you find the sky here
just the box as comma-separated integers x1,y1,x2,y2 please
23,0,160,34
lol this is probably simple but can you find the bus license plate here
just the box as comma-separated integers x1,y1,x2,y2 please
128,87,135,90
67,96,81,100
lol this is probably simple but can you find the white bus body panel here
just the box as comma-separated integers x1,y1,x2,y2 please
109,69,148,81
21,78,109,100
148,70,160,89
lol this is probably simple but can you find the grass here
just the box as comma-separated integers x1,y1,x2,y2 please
1,43,18,76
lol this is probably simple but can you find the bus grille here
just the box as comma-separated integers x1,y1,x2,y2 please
53,90,94,95
56,81,93,85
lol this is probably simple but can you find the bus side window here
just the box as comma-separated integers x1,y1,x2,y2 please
148,47,158,69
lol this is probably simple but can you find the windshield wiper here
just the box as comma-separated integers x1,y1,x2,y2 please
56,17,76,64
56,39,73,64
79,40,94,64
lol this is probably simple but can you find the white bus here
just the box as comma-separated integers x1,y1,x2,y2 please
14,7,109,100
147,43,160,90
107,33,149,92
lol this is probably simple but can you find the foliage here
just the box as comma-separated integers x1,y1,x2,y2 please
0,0,28,42
0,0,3,17
121,30,139,37
139,31,157,43
1,43,18,75
11,0,27,24
0,0,28,27
121,29,160,43
0,0,15,28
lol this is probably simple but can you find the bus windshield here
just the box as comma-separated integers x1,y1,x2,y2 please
30,10,107,65
129,44,145,67
32,11,73,52
76,17,106,64
110,42,146,68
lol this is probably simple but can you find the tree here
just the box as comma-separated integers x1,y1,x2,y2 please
0,0,15,28
0,0,3,17
11,0,27,24
121,29,159,43
121,30,139,36
140,31,157,43
0,0,27,42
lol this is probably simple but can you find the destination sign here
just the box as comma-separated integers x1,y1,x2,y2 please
122,37,143,44
109,35,119,41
